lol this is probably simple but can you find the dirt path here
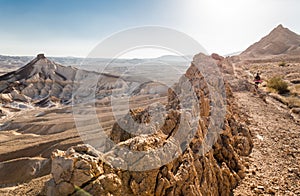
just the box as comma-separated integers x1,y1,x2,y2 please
233,91,300,195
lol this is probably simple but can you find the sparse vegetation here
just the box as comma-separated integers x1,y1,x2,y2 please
267,77,290,94
278,61,287,67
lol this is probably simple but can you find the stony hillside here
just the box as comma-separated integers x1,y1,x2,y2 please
240,24,300,60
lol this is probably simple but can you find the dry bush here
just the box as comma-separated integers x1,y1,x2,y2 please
278,62,286,67
267,77,290,94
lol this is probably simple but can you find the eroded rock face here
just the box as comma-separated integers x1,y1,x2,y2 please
45,54,253,196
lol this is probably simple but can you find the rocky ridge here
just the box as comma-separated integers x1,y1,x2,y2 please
44,54,253,196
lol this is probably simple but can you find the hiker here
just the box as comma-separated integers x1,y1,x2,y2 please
254,72,262,89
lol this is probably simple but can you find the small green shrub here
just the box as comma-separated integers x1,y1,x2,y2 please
267,77,290,94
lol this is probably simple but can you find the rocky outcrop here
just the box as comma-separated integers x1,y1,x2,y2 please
45,54,253,195
211,53,224,61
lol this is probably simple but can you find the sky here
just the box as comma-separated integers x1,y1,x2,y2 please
0,0,299,58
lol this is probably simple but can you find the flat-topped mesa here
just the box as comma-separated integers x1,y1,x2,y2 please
37,53,46,60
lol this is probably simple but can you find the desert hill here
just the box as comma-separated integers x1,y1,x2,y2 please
0,54,166,107
240,24,300,60
0,54,77,105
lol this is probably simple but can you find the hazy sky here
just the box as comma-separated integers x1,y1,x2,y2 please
0,0,299,57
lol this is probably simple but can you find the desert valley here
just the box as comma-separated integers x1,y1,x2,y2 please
0,24,299,196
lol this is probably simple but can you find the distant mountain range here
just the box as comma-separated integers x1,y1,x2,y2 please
1,24,300,77
0,54,191,70
3,24,300,67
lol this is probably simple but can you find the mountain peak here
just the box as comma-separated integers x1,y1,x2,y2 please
37,53,46,60
241,24,300,59
270,24,291,35
276,24,284,29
